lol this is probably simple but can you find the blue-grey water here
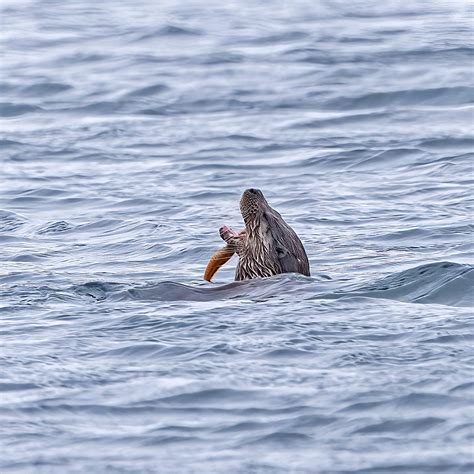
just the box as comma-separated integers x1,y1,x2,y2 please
1,0,473,472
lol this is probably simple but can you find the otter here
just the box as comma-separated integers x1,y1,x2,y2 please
204,189,310,281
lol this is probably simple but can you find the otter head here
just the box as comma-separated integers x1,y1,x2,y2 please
240,188,269,228
237,188,311,280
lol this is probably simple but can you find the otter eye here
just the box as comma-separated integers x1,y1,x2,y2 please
276,247,288,257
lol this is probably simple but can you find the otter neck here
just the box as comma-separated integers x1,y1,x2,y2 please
243,212,263,238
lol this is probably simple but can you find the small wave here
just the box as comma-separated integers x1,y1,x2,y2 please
74,219,124,232
341,392,466,414
134,25,202,41
287,111,390,129
325,86,474,110
157,388,260,406
124,83,170,97
20,82,72,96
347,148,425,170
138,435,199,447
18,187,67,197
64,101,119,114
352,417,445,434
0,139,25,147
67,262,472,308
120,274,317,302
10,253,49,263
73,281,125,301
0,382,40,392
0,102,41,117
419,137,474,152
94,343,167,359
235,30,308,46
123,281,248,302
59,52,108,64
351,262,473,307
449,382,474,394
0,82,16,93
262,348,314,359
0,210,27,232
37,221,75,234
195,52,244,65
243,431,312,446
282,47,336,65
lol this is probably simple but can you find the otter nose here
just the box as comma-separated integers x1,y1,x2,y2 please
246,188,259,195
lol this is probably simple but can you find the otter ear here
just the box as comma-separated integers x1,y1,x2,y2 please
276,246,300,274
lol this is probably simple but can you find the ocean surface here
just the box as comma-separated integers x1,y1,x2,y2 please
1,0,473,472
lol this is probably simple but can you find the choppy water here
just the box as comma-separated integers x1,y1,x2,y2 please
1,0,474,472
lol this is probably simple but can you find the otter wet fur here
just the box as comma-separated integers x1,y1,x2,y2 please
204,189,310,281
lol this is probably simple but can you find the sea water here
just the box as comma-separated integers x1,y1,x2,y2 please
1,1,473,472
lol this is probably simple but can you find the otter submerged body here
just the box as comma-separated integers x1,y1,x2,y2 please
204,189,310,281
